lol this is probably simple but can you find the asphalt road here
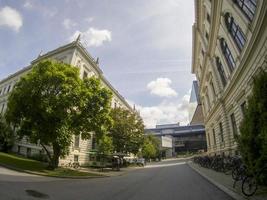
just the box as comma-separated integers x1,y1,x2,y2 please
0,160,233,200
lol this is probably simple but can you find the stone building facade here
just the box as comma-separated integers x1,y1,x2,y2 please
0,38,132,165
192,0,267,155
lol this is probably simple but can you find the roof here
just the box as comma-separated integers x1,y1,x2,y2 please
0,39,132,110
145,124,205,137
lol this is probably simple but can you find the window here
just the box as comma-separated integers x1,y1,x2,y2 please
211,81,216,97
212,128,216,145
215,57,227,87
92,136,96,149
220,38,235,72
207,133,211,147
74,135,80,148
205,32,209,41
241,101,246,116
207,13,211,23
225,13,246,51
233,0,257,21
219,122,224,142
17,146,21,154
83,71,88,79
27,148,31,157
7,85,11,93
201,49,205,57
74,155,79,162
230,113,238,136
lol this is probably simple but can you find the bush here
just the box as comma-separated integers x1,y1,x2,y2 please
29,153,48,163
238,71,267,183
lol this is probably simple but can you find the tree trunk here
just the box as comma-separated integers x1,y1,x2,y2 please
51,143,61,169
40,143,54,169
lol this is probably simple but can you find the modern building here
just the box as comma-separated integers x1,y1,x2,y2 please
188,80,204,125
192,0,267,155
0,37,132,165
146,123,206,156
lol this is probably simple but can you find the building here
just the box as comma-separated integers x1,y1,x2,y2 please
0,37,132,165
146,123,206,156
192,0,267,155
188,80,204,125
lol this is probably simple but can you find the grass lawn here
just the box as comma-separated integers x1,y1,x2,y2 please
0,152,100,177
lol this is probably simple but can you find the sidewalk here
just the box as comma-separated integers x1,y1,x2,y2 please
79,166,141,177
188,161,267,200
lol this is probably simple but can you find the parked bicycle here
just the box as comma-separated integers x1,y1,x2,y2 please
66,161,80,169
242,164,267,197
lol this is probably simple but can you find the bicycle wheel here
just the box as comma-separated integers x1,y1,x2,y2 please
242,176,257,197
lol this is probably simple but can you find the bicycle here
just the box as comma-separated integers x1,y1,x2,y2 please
242,164,267,197
66,161,80,169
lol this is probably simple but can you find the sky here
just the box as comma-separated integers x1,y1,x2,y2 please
0,0,196,128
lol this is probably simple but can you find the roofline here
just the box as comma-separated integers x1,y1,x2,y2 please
0,65,32,85
100,74,132,110
2,40,132,110
145,124,205,131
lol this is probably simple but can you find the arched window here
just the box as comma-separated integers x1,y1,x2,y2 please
225,13,246,51
215,57,227,87
233,0,257,21
220,38,235,72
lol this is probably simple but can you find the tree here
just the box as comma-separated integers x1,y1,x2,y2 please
141,134,161,160
0,116,14,152
97,134,114,155
109,107,144,155
238,71,267,177
97,133,114,167
5,60,112,169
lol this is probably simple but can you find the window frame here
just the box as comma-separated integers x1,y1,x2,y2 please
212,128,216,146
230,113,238,137
225,13,246,51
219,122,224,142
220,38,235,72
74,135,80,148
215,57,227,87
233,0,257,21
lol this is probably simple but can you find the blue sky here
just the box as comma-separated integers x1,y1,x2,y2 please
0,0,195,128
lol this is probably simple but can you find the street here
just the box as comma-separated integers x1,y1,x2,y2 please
0,160,233,200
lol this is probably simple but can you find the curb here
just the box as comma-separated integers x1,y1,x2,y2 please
187,162,246,200
0,163,108,179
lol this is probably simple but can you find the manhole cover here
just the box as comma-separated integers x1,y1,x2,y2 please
25,190,49,199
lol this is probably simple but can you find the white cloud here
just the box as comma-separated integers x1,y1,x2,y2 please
85,17,94,23
69,27,112,47
0,6,23,32
130,92,191,128
23,1,33,9
147,77,177,97
63,18,77,29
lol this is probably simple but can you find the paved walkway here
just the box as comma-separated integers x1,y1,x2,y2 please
188,161,267,200
0,166,38,177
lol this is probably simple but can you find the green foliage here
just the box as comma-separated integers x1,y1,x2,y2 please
97,134,114,155
109,107,144,154
0,152,100,177
141,134,161,160
0,116,14,152
5,60,112,169
238,71,267,178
